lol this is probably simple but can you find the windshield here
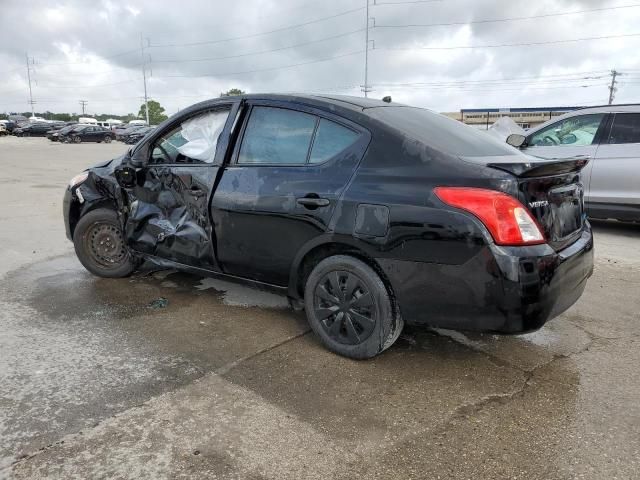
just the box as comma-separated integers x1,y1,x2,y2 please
368,106,519,157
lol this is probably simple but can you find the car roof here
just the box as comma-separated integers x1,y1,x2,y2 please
186,93,403,114
569,103,640,114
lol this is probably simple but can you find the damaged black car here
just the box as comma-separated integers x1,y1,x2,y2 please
63,94,594,359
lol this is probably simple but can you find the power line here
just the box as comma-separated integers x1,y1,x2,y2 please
373,0,442,5
154,49,364,79
372,71,611,87
148,6,365,48
34,49,140,67
378,32,640,51
35,80,136,89
374,4,640,29
151,28,366,64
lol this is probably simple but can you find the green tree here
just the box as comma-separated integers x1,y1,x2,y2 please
220,88,245,97
138,100,168,125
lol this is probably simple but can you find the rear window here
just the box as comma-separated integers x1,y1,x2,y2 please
368,107,517,157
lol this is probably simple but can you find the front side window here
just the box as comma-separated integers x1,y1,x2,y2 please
238,107,316,165
607,113,640,144
151,109,230,164
528,114,605,147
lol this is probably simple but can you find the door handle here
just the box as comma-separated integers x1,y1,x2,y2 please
297,196,330,208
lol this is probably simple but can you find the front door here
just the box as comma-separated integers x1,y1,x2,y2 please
123,104,236,269
211,102,370,286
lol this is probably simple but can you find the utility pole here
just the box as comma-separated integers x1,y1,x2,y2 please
608,69,619,105
362,0,374,98
25,53,35,118
141,33,150,124
79,100,88,115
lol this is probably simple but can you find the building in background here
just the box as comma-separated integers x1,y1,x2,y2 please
442,106,583,130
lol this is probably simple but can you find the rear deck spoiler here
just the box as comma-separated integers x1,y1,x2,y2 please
487,156,590,178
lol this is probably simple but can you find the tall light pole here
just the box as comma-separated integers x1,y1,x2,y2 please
141,33,150,124
25,53,35,117
362,1,373,97
79,100,88,115
608,69,619,105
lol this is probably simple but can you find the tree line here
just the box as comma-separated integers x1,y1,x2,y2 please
1,89,245,124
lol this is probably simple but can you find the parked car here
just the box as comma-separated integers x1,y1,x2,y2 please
0,123,7,136
123,126,155,144
64,94,593,358
48,124,79,142
61,125,113,143
115,125,145,141
12,122,52,137
505,104,640,222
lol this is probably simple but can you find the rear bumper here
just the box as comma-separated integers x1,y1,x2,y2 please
378,225,594,333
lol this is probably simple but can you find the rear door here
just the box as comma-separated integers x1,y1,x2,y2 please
123,103,237,269
210,101,370,286
588,112,640,219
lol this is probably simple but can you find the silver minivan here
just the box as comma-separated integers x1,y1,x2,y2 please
507,105,640,222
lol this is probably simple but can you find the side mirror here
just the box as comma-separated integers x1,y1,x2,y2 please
506,133,526,148
128,145,148,167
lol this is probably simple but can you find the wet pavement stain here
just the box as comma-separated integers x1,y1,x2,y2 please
0,253,308,468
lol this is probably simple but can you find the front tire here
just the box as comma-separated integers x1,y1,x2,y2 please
73,135,82,143
103,135,112,143
73,208,135,278
304,255,403,359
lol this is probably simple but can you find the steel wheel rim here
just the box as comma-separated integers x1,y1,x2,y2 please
85,222,127,268
313,270,377,345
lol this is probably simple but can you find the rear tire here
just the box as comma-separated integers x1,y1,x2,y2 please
73,208,135,278
103,135,112,143
304,255,403,359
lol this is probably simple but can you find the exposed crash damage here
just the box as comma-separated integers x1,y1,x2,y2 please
64,94,593,359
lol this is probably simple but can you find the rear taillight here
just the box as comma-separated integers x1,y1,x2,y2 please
434,187,545,246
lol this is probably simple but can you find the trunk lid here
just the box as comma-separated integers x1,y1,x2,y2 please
462,154,589,250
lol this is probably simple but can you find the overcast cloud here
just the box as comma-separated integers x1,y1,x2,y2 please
1,0,639,116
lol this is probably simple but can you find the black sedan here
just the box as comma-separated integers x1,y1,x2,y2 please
115,125,145,141
60,125,113,143
48,124,79,141
13,122,52,137
123,126,155,144
63,94,593,358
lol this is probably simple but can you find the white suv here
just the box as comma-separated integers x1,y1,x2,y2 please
508,104,640,222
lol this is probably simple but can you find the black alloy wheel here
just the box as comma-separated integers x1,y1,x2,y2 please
314,270,377,345
304,255,403,359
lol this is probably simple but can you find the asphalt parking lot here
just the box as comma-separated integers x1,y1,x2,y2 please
1,136,639,479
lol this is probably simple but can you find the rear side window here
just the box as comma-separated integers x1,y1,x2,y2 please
368,106,517,157
608,113,640,144
238,107,316,164
309,119,358,164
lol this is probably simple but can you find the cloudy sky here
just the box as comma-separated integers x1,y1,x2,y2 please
1,0,639,117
